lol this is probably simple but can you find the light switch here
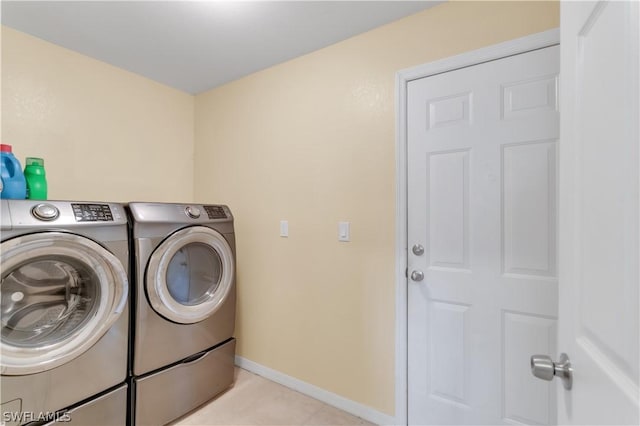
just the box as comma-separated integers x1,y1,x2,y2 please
280,220,289,237
338,221,350,242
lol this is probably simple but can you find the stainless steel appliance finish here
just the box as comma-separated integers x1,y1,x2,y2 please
128,202,236,425
134,339,235,426
42,384,128,426
0,199,129,425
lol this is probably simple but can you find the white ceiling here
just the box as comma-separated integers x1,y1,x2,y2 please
2,1,442,94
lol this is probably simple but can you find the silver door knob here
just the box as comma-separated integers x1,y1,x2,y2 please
410,270,424,282
412,244,425,256
530,353,573,390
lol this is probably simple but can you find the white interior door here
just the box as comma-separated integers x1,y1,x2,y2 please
557,1,639,424
407,46,559,424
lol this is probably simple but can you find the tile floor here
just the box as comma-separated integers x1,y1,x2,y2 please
172,368,375,426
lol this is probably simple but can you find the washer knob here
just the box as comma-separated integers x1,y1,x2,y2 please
185,206,201,219
32,203,59,221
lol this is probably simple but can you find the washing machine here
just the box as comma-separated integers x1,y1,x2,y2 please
127,202,236,426
0,199,129,426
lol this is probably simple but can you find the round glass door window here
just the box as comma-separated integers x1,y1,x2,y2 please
2,258,100,347
166,243,223,306
1,232,128,375
146,226,234,324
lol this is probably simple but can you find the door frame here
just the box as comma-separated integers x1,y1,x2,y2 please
394,28,559,425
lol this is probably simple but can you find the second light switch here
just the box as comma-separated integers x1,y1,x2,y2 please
338,221,350,242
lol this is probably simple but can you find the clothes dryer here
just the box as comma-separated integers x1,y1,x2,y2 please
127,202,236,426
0,200,129,426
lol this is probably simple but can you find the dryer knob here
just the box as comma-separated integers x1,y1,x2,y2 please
185,206,201,219
32,203,60,221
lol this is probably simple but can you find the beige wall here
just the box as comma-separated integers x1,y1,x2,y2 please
194,1,559,415
1,27,194,203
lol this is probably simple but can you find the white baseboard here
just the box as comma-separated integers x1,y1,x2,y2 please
235,356,398,425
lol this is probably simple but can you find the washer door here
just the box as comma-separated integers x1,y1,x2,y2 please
146,226,234,324
0,232,128,375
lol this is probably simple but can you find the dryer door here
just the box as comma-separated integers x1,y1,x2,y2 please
0,232,128,375
146,226,234,324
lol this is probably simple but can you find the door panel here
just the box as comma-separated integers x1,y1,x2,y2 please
502,140,556,277
503,312,556,425
428,150,470,270
408,46,559,425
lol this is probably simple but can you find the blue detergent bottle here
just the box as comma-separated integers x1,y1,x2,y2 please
1,144,27,199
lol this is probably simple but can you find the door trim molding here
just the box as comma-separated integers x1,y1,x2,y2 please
394,28,559,425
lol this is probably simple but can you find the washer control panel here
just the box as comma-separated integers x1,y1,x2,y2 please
71,203,114,222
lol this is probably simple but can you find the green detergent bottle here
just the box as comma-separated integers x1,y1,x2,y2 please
24,157,48,200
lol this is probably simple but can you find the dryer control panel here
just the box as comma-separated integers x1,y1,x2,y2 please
203,205,227,219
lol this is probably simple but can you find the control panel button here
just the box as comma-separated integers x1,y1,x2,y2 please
32,203,60,221
185,206,201,219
